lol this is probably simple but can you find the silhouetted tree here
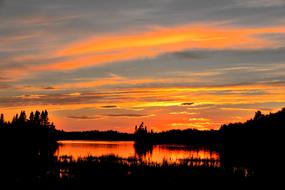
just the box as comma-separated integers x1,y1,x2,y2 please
0,110,59,188
34,110,41,126
0,110,56,130
41,110,50,127
134,122,148,141
12,113,19,126
0,113,4,125
29,111,34,121
253,110,264,121
50,122,55,130
18,111,27,127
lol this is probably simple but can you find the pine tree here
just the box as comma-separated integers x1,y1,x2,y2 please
34,111,41,127
29,111,34,125
0,113,4,124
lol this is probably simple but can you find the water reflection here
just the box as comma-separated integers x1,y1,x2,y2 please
57,140,220,164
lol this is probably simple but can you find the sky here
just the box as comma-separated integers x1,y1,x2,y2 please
1,0,285,132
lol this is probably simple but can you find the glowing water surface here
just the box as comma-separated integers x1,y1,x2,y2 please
57,140,220,164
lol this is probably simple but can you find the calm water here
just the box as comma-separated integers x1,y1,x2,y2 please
57,140,220,164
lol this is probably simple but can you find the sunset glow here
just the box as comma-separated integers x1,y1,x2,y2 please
1,0,285,132
57,140,220,163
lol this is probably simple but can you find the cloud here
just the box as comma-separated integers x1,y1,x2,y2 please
208,89,268,96
172,51,209,59
188,117,209,121
105,113,154,118
1,82,284,109
67,115,100,120
45,24,284,71
255,33,285,46
1,0,285,131
181,102,194,106
0,85,10,89
0,76,8,82
169,111,196,115
101,105,118,108
49,74,171,90
2,23,285,85
236,0,285,7
41,86,56,90
67,112,155,120
66,92,81,96
16,94,46,99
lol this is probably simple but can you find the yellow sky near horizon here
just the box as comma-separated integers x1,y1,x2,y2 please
1,0,285,132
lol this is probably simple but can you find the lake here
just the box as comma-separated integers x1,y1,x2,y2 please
56,140,220,164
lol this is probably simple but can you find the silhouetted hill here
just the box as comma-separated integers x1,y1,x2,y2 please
220,108,285,131
219,108,285,180
132,108,285,147
220,108,285,149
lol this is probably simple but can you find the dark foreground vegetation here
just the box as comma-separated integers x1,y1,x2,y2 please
0,108,285,188
0,110,58,188
133,109,285,181
54,155,246,189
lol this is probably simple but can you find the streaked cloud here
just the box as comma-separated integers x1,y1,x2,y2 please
1,0,285,132
67,115,100,120
1,24,285,81
236,0,285,7
181,102,194,106
105,113,155,118
34,24,285,72
169,111,197,115
101,105,118,109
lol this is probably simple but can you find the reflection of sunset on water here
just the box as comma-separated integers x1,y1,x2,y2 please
57,140,220,164
57,141,136,159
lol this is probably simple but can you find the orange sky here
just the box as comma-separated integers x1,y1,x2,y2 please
1,0,285,132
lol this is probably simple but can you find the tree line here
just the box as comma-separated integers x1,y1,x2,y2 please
0,110,55,130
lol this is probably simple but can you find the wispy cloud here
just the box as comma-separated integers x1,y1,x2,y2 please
236,0,285,7
181,102,194,106
169,111,197,115
101,105,118,109
1,23,285,84
105,113,155,118
1,0,285,131
67,115,100,120
41,24,285,72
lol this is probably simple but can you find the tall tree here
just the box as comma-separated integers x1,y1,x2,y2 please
0,113,4,126
18,111,27,127
29,111,34,125
254,111,264,121
34,111,41,126
41,110,50,127
0,113,4,122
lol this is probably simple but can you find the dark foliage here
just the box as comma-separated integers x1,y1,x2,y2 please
219,108,285,180
58,130,133,141
0,110,58,187
132,109,285,182
1,108,285,188
55,155,247,189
